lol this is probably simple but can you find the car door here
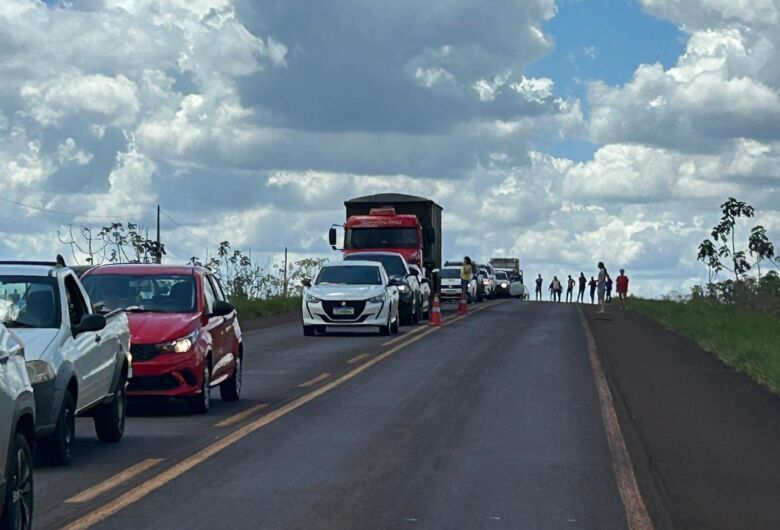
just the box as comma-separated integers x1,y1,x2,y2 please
209,275,237,380
62,274,104,409
202,275,230,382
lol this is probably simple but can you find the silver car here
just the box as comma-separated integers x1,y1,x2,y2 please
0,323,35,530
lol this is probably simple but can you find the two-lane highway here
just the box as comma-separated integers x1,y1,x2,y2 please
36,301,642,530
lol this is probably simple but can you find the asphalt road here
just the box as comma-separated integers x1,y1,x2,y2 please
32,300,637,530
36,299,780,530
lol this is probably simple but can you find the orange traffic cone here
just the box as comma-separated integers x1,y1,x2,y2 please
428,294,443,326
457,290,468,315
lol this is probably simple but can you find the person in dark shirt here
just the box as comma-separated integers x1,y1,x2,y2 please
588,276,597,304
577,272,586,303
606,275,613,303
535,274,543,301
565,275,575,302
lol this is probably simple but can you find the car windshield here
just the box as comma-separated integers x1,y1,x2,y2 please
82,274,197,313
0,275,61,328
345,254,406,278
440,268,461,279
345,228,418,249
316,266,382,285
495,272,508,280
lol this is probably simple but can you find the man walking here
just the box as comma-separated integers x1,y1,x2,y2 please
566,275,575,302
552,276,562,302
616,269,629,310
535,274,543,301
577,272,586,303
597,262,608,314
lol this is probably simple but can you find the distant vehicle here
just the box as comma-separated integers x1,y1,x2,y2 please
331,194,443,281
477,265,496,300
301,261,400,336
445,260,484,303
489,257,520,277
493,271,511,298
344,251,425,325
409,264,430,319
438,266,476,303
0,260,131,465
0,323,35,530
82,264,242,414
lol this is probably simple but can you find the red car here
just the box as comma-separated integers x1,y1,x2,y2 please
81,264,242,413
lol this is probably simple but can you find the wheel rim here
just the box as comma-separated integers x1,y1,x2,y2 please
64,405,74,456
202,365,210,408
12,444,33,530
235,358,242,396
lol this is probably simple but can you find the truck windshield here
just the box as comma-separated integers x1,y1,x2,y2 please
439,269,461,279
345,228,418,249
82,274,197,313
316,266,382,286
0,276,61,328
344,254,406,278
490,259,517,270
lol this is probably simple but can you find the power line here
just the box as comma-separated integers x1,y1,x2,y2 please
160,210,221,250
0,196,127,220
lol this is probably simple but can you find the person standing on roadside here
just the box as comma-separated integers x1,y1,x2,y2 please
460,257,473,303
616,269,629,310
606,275,613,303
552,276,562,302
566,275,575,302
577,272,586,303
535,274,543,301
588,276,597,304
597,262,607,314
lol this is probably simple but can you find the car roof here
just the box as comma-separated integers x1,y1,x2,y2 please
327,260,383,268
83,263,205,276
0,263,70,278
345,251,405,259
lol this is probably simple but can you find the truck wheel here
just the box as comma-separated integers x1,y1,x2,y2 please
220,355,242,402
94,371,126,443
189,362,211,415
1,432,33,530
41,391,75,466
303,325,315,336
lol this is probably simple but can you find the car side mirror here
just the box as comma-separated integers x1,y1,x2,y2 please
302,278,312,288
328,227,337,249
211,300,234,317
73,314,107,335
92,302,107,314
407,270,419,278
388,278,401,287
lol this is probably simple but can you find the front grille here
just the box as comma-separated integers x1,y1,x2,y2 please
131,344,159,361
128,374,179,392
321,300,367,320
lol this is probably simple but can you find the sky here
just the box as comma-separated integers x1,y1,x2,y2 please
2,0,780,296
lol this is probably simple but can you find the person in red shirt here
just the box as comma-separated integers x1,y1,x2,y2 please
615,269,629,310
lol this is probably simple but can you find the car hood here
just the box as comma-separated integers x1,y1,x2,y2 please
308,285,386,301
12,328,59,361
128,312,201,345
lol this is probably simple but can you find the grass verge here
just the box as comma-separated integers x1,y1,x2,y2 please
629,298,780,394
230,296,301,319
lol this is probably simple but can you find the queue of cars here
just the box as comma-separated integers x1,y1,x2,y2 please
0,259,245,529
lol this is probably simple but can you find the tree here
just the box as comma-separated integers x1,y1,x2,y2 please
747,225,775,278
697,198,756,281
59,222,165,265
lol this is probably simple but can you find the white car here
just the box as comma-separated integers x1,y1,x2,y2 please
0,260,131,465
408,264,430,319
0,323,35,530
301,261,401,336
438,266,476,303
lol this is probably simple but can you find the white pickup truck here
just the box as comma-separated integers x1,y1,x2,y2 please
0,260,131,465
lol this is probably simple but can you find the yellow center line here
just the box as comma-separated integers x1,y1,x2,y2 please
214,403,269,428
65,459,164,504
577,307,654,530
380,323,428,346
346,353,370,364
61,298,506,530
297,372,331,388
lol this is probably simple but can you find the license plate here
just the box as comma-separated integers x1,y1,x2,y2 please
333,306,355,316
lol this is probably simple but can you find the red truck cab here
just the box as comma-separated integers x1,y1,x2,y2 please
339,208,425,271
81,264,243,414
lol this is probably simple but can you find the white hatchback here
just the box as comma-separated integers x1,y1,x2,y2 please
302,261,401,336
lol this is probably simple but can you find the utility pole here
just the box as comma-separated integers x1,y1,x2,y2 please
156,204,161,264
283,246,288,298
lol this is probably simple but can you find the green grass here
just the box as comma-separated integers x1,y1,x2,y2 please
230,296,301,319
629,298,780,394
